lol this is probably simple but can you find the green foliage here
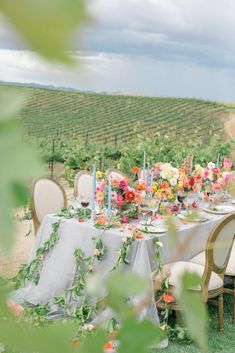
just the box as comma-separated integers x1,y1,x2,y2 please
0,0,88,63
174,272,209,351
0,90,42,251
14,221,61,287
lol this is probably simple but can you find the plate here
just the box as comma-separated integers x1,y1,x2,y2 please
177,214,208,223
204,205,235,215
138,225,167,233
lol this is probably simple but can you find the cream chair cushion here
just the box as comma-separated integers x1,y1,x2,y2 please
74,172,93,202
190,250,235,276
34,179,65,222
106,169,126,181
156,261,223,291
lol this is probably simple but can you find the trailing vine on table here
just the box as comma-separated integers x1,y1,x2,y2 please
14,220,61,288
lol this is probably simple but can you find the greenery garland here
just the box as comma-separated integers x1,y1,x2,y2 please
14,220,61,288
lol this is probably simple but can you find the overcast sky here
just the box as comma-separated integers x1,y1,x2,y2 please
0,0,235,101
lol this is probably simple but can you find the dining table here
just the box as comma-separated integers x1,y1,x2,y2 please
11,203,235,348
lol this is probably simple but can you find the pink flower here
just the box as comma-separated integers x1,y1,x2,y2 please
111,191,117,201
223,158,233,171
119,180,128,190
171,204,179,212
122,216,129,223
213,167,219,174
222,172,234,185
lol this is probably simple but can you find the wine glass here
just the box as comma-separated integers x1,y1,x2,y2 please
148,197,160,219
177,192,186,206
139,197,150,225
80,194,90,218
70,196,79,212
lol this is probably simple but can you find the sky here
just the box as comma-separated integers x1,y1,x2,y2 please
0,0,235,101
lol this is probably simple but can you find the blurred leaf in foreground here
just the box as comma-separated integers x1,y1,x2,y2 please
105,271,149,318
174,271,208,351
0,90,42,251
0,0,89,63
118,315,164,353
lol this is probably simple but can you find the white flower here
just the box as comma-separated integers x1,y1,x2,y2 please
93,249,100,256
207,162,215,169
169,178,177,186
83,323,94,331
156,241,163,247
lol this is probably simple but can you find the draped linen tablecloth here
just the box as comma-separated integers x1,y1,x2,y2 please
12,211,226,347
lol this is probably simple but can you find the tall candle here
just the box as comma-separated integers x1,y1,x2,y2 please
189,157,193,174
150,172,153,190
216,153,220,168
147,162,150,186
91,164,96,213
108,175,112,215
143,151,146,180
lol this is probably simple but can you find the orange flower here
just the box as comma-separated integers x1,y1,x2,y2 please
137,183,146,191
163,294,175,303
134,229,144,239
97,215,107,225
124,176,129,183
134,193,141,204
165,208,172,215
131,166,140,174
165,187,172,195
125,190,135,202
103,341,114,351
111,179,119,187
160,181,169,190
70,338,79,347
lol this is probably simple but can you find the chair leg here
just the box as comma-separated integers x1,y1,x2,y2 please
233,277,235,325
218,293,224,332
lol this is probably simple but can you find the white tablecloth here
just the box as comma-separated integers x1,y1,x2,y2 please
12,211,226,347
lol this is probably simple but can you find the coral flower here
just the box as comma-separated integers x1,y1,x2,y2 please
131,166,140,174
134,193,141,204
111,179,119,187
137,183,146,191
103,341,114,351
125,190,135,202
96,215,107,225
165,208,172,215
163,294,176,303
160,181,169,190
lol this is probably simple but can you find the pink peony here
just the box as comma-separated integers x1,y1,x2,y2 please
223,158,233,171
122,215,129,223
213,167,219,174
119,180,128,190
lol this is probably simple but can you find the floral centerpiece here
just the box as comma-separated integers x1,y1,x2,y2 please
95,176,141,223
151,162,179,202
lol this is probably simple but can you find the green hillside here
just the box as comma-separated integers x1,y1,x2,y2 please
0,83,230,144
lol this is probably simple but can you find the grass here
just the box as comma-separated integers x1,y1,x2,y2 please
160,294,235,353
0,83,232,144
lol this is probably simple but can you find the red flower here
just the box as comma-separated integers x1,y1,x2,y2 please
163,294,176,303
192,201,198,209
79,219,85,223
125,190,135,202
188,177,195,186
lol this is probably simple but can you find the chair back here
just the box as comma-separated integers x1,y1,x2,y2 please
105,168,126,180
202,212,235,298
31,177,67,234
74,171,93,202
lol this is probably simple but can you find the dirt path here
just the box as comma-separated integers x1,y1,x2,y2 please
0,182,73,278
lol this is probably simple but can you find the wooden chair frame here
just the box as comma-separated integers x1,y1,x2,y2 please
154,212,235,332
105,168,126,180
30,177,67,235
74,170,92,198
